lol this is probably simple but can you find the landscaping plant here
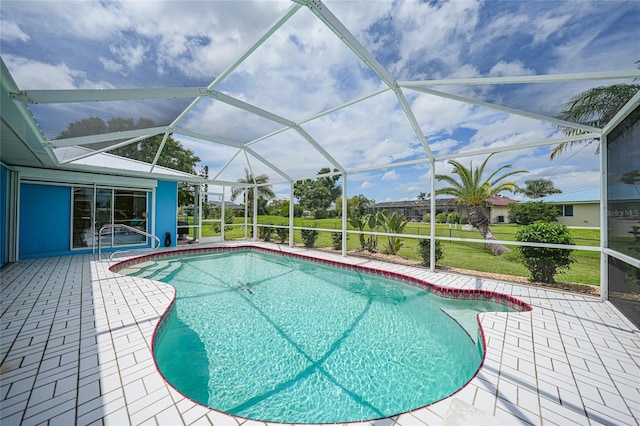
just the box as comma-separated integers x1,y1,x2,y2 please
516,221,575,283
417,238,443,266
301,224,319,248
276,227,289,244
382,211,408,255
259,222,274,242
331,231,343,250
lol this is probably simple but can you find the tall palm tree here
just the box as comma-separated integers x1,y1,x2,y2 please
551,82,640,159
435,154,526,255
231,168,275,216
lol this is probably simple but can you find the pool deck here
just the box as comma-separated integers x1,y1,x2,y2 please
1,241,639,426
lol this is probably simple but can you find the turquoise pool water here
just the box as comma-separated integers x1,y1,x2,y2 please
123,249,514,423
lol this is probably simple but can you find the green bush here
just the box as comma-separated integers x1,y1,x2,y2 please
508,201,559,225
417,238,443,266
276,227,289,244
516,221,575,283
423,213,431,222
460,217,469,224
446,212,461,224
259,221,274,242
331,231,343,250
301,224,319,248
435,212,448,223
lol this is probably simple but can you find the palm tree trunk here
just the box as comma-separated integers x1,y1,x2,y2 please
468,205,511,256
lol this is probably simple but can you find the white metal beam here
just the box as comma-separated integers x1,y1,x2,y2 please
244,147,292,182
170,4,302,128
602,90,640,134
12,87,203,104
405,85,602,134
173,129,245,149
58,133,155,164
296,0,434,161
50,126,169,148
399,70,640,87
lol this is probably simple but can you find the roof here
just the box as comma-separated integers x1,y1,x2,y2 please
535,187,600,204
372,196,516,209
487,195,518,207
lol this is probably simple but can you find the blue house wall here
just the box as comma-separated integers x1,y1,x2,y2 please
19,183,72,258
155,180,178,247
17,179,178,259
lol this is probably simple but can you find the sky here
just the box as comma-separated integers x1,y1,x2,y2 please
1,0,638,203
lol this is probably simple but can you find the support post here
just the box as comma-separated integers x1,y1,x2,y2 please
342,172,348,257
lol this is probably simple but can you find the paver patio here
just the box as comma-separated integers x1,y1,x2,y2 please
1,242,638,425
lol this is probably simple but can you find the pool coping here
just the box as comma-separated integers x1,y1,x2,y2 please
115,245,532,424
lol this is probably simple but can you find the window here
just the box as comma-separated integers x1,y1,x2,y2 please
72,187,149,248
556,204,574,217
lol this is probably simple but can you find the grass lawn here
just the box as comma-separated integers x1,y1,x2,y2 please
197,216,601,286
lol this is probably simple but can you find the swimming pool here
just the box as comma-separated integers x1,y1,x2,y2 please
115,247,531,423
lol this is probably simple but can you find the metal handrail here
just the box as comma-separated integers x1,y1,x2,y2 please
98,224,161,261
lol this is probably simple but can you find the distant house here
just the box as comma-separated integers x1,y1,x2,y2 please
486,195,518,224
369,195,518,224
535,187,600,228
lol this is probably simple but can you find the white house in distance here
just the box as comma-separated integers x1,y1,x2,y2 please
536,186,600,228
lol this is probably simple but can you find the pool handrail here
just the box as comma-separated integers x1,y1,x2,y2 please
98,224,161,261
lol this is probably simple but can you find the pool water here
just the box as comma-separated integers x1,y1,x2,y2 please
125,250,514,423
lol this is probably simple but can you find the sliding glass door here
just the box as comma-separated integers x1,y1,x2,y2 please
72,186,149,249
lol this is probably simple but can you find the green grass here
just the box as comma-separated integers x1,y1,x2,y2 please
193,216,601,286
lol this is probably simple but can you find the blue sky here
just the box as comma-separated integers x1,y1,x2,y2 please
1,0,638,203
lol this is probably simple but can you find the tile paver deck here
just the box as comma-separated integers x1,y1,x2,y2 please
1,242,639,425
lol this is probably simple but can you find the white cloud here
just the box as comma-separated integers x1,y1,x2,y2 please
382,170,400,181
489,61,535,77
360,181,372,190
0,20,30,42
99,57,123,73
2,55,114,90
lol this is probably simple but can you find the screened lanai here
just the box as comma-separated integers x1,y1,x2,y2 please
2,2,640,425
1,1,639,311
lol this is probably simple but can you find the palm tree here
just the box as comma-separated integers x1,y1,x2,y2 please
551,82,640,159
435,154,526,255
517,178,562,199
231,168,275,216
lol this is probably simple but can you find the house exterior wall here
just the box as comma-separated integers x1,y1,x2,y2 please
489,205,512,224
555,203,600,228
16,177,179,259
19,183,72,258
155,180,178,246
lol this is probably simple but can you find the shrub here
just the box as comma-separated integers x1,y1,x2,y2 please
276,227,289,244
416,238,443,266
423,213,431,222
516,221,575,283
446,212,461,224
331,231,343,250
301,224,319,248
435,212,448,223
460,217,469,224
509,201,559,225
259,221,274,242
